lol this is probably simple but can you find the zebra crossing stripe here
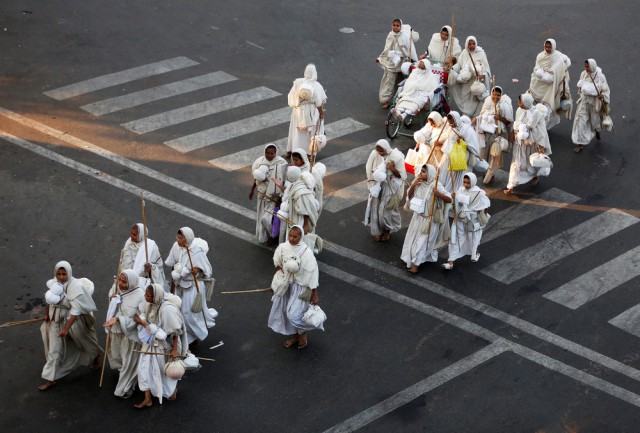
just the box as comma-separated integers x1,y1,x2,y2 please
207,118,369,171
323,181,370,213
81,71,237,116
480,210,639,285
122,87,281,134
544,245,640,309
44,57,199,100
609,304,640,338
165,106,291,153
481,188,581,244
322,143,374,177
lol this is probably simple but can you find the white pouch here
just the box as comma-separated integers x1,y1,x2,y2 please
302,304,327,328
409,196,424,213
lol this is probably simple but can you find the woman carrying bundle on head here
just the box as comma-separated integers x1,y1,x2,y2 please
39,261,102,391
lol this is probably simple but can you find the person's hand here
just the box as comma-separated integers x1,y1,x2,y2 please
248,190,254,200
310,291,319,305
538,146,545,154
303,223,309,234
386,161,394,169
375,58,380,64
59,328,69,338
144,263,152,274
451,192,456,199
170,347,178,358
272,178,282,188
103,317,118,328
418,53,426,60
471,117,477,126
191,267,199,277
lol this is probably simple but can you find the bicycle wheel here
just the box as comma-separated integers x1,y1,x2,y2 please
385,111,400,139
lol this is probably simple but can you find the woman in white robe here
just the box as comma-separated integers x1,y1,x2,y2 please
165,227,217,345
286,64,327,157
505,93,551,194
291,147,325,214
393,59,441,120
134,284,188,408
572,59,611,152
442,172,491,269
421,25,461,65
103,269,146,398
39,261,101,390
276,166,320,241
439,111,481,193
448,36,492,117
377,19,420,108
268,225,322,350
474,86,513,184
249,144,288,245
529,39,572,130
412,112,445,168
364,139,407,242
401,164,452,273
117,223,167,292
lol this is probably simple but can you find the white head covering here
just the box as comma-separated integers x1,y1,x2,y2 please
287,166,301,182
441,25,452,37
120,269,139,291
465,36,477,50
418,58,431,70
54,260,73,282
289,224,305,242
520,93,535,109
292,147,310,171
304,64,317,82
428,111,443,127
425,164,437,182
545,39,556,52
179,227,195,245
464,172,477,187
376,139,392,154
447,111,462,127
586,58,598,73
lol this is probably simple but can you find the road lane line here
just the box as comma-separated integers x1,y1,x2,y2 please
507,341,640,408
322,341,508,433
122,87,281,134
322,143,374,177
3,113,640,386
0,107,255,219
480,210,639,285
43,57,199,100
481,188,581,244
207,118,369,171
544,246,640,309
323,180,369,213
165,106,291,153
609,305,640,338
7,132,640,411
81,71,237,116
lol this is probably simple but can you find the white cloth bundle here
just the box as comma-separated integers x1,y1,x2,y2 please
474,159,489,173
182,353,200,370
45,280,64,305
302,304,327,328
137,323,167,344
457,67,473,83
529,152,553,168
388,50,402,67
369,183,381,198
470,80,487,97
535,68,554,83
252,164,269,182
401,62,413,76
373,163,387,182
479,113,497,133
517,124,529,141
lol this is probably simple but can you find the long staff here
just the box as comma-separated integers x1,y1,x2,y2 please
266,209,296,227
185,245,208,327
448,15,455,66
100,248,123,388
425,171,441,243
140,193,152,282
448,167,461,249
132,349,215,362
0,317,45,328
221,288,272,295
492,76,498,116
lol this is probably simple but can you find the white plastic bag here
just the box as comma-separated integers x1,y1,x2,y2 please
302,304,327,328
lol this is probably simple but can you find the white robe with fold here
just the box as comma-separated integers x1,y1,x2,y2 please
448,186,491,261
364,149,407,236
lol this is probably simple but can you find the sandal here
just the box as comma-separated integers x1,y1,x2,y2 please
297,333,308,350
470,253,480,263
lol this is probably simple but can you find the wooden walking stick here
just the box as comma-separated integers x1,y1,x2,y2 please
221,288,272,294
425,171,441,242
449,167,461,249
140,193,152,282
100,248,124,388
132,349,216,362
0,317,45,328
185,245,208,327
448,15,455,66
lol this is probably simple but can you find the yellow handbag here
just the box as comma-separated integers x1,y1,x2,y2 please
448,139,468,171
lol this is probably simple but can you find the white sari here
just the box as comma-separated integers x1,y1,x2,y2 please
571,59,610,145
287,64,327,153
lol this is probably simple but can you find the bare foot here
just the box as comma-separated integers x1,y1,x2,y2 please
381,230,391,242
408,265,419,274
529,176,539,186
373,235,382,242
38,380,56,391
134,400,152,409
284,335,298,348
297,333,308,350
382,102,391,109
167,389,178,401
574,145,585,153
503,188,513,195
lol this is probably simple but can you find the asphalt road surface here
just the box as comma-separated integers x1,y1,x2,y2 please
1,1,640,432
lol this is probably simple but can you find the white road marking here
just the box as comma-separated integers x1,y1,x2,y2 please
7,132,640,414
43,57,198,100
322,143,374,177
322,181,369,213
80,71,237,116
322,341,507,433
0,107,255,219
4,110,640,387
207,118,369,171
480,210,639,285
544,246,640,309
609,305,640,338
481,188,581,244
245,40,264,49
165,106,291,153
122,86,281,134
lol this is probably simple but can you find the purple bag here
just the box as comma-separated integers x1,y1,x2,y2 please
271,207,281,238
